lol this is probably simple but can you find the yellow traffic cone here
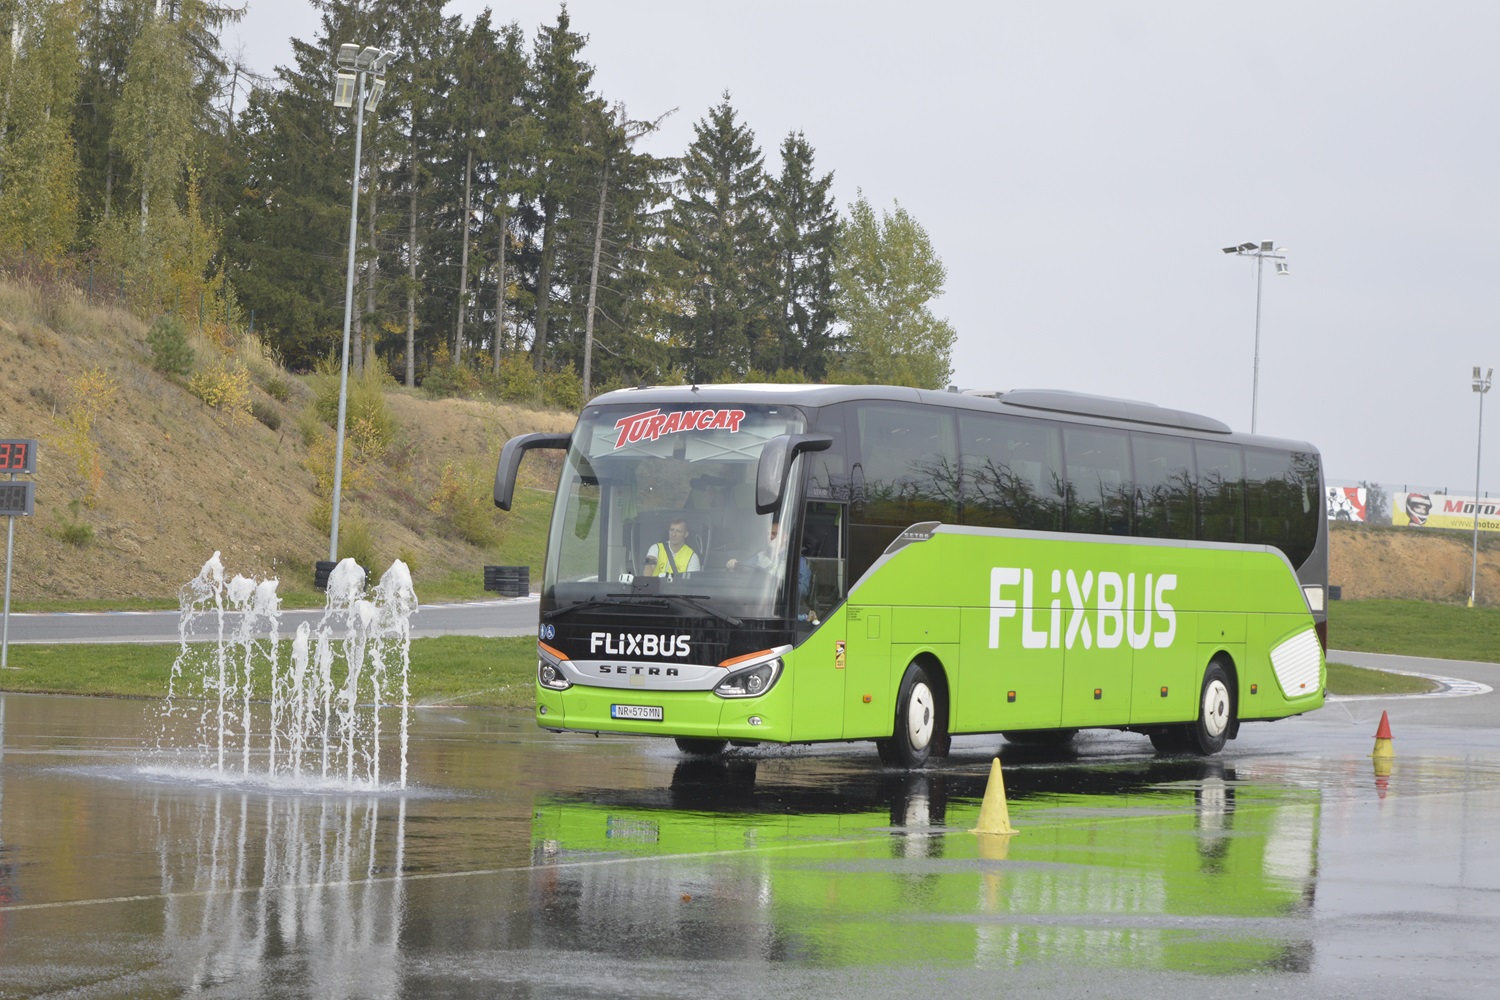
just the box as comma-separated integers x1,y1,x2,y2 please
970,757,1018,836
1370,711,1394,761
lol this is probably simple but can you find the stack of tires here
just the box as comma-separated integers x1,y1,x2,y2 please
483,565,530,597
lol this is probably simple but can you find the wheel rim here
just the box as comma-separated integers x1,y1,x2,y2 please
1202,678,1231,738
906,682,935,749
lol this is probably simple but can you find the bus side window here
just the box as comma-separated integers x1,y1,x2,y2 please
958,413,1063,531
1195,442,1245,543
1063,426,1132,535
854,403,957,526
1131,432,1195,540
1245,447,1318,565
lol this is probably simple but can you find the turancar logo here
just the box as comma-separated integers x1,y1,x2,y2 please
989,567,1177,651
612,408,746,449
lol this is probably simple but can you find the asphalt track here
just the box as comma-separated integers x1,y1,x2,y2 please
0,595,542,644
0,633,1497,998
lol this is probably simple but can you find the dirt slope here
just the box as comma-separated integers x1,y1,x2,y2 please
1330,524,1500,605
0,280,571,602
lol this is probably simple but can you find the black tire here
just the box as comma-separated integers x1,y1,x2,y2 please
1151,661,1233,755
885,663,945,769
1002,728,1078,747
1148,728,1192,753
674,737,728,757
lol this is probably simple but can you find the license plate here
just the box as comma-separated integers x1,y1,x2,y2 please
611,704,664,721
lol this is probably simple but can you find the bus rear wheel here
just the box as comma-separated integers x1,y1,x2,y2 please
674,738,728,757
1150,662,1233,755
876,664,944,769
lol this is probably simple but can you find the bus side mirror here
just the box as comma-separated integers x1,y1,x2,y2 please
755,433,833,515
494,432,571,510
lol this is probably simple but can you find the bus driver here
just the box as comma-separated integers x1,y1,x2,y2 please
643,518,700,576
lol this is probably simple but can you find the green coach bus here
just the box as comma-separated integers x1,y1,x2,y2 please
494,384,1326,766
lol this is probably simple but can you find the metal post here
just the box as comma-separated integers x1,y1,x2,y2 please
330,71,367,563
2,473,13,669
1471,371,1490,607
1251,253,1264,434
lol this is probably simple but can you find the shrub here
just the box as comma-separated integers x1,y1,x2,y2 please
188,360,252,426
312,363,397,450
495,352,541,403
52,500,94,547
542,363,583,411
147,314,196,377
336,517,380,577
252,366,293,402
251,397,282,431
54,367,118,504
429,460,501,547
422,361,483,399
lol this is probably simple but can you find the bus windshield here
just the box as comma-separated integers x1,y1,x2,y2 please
544,402,809,622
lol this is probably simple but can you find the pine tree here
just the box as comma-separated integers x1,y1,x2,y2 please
665,93,773,383
225,20,357,366
524,5,601,374
829,192,955,389
477,18,533,375
767,131,837,379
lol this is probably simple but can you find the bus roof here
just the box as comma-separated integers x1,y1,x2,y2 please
586,383,1319,453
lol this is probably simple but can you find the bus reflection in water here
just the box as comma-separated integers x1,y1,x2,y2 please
528,758,1320,974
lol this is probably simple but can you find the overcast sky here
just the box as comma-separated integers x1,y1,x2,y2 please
229,1,1500,493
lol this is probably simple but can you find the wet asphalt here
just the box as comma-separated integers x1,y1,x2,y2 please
0,649,1496,998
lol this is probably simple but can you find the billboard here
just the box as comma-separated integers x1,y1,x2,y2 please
1392,492,1500,532
1325,487,1367,522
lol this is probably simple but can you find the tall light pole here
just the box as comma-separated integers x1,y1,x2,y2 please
1470,366,1492,608
1221,240,1289,433
329,43,393,564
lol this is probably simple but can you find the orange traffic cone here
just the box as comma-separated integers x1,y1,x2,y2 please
1370,711,1394,761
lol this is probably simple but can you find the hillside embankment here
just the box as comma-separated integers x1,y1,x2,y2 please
1330,524,1500,606
0,279,571,604
1,280,1490,608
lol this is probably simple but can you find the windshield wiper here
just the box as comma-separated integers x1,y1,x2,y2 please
660,593,742,627
542,592,741,627
542,594,664,621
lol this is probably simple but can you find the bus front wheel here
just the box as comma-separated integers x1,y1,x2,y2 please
876,664,945,768
1151,661,1233,755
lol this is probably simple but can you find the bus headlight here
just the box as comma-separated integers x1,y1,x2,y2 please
714,657,782,699
538,649,571,691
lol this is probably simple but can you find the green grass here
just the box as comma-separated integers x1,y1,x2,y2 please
1328,599,1500,663
0,597,1477,705
0,635,538,708
1325,661,1436,696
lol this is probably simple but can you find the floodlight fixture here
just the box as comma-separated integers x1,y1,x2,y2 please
337,43,360,69
365,76,385,110
356,45,380,69
333,71,356,108
1220,238,1291,433
371,49,395,73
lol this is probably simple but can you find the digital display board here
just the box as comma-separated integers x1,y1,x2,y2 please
0,440,36,474
0,481,33,517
